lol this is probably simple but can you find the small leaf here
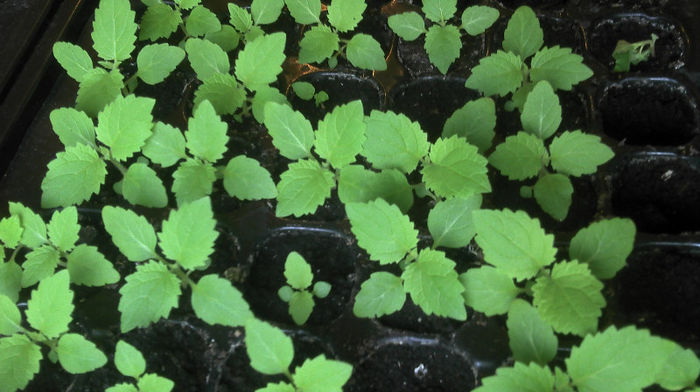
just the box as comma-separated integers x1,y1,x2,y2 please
275,159,335,217
186,100,228,162
137,43,185,85
47,207,79,252
172,159,216,205
53,42,94,82
656,347,700,391
507,299,558,365
159,197,218,270
8,202,47,249
313,281,331,299
91,0,137,62
549,130,614,177
292,82,315,100
192,275,253,327
422,0,457,23
569,218,636,280
337,165,413,213
387,12,425,41
193,73,246,116
428,195,481,249
502,5,543,60
465,51,524,97
284,252,313,290
41,143,107,208
75,68,123,117
0,335,42,392
533,174,573,221
475,362,554,392
489,132,547,181
442,97,496,152
460,266,518,316
298,25,339,65
228,3,252,33
185,5,221,37
422,135,491,199
530,46,593,91
257,382,295,392
26,270,74,338
327,0,366,32
106,383,139,392
252,0,284,25
137,374,175,392
139,3,181,41
122,163,168,208
285,0,321,25
263,102,314,160
245,318,294,375
461,6,499,36
185,38,230,81
0,262,22,303
353,272,405,318
119,261,181,332
289,291,314,325
0,216,22,249
96,94,156,161
346,34,386,71
56,333,107,374
293,354,353,392
142,122,186,167
346,199,418,265
66,244,120,286
49,107,96,148
314,100,366,169
224,155,277,200
521,81,561,140
102,206,157,262
21,245,61,288
362,110,430,173
424,25,461,74
114,340,145,378
0,295,21,335
235,32,286,90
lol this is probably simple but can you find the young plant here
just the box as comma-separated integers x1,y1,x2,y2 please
106,340,175,392
53,0,185,116
291,81,330,108
0,203,119,301
475,325,700,392
101,197,253,332
227,0,285,45
612,33,659,72
245,318,352,391
0,271,107,392
277,251,331,325
388,1,500,73
286,0,387,70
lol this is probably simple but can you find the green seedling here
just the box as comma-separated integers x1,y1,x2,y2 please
388,0,499,74
0,271,107,392
277,251,331,325
227,0,285,45
612,33,659,72
106,340,175,392
291,81,330,108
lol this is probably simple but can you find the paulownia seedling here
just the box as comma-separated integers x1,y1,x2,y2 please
227,0,285,45
612,33,659,72
277,251,331,325
291,81,330,108
105,340,175,392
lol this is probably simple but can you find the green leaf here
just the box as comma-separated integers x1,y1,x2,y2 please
186,5,221,37
245,318,294,375
314,100,366,169
532,260,605,336
49,107,96,148
533,174,573,221
142,122,187,168
285,0,321,24
263,102,314,160
137,44,185,85
327,0,366,32
465,51,524,97
75,68,123,117
0,216,22,249
0,295,21,335
489,132,547,181
656,347,700,391
461,6,499,35
402,249,466,320
510,82,535,112
139,3,181,41
473,209,556,281
298,25,339,65
442,97,496,152
549,131,614,177
53,42,93,82
159,197,217,270
122,163,168,208
137,373,175,392
293,354,353,392
228,3,252,33
9,202,47,249
193,73,246,116
56,333,107,374
172,159,216,205
41,143,107,208
252,86,289,123
475,362,554,392
507,299,558,365
428,195,481,249
346,199,418,265
66,244,120,286
192,275,253,327
91,0,136,61
388,12,425,41
362,110,429,173
205,25,240,52
96,94,155,161
252,0,284,24
224,156,277,200
186,100,228,162
422,135,491,199
502,6,543,60
46,207,79,252
21,246,61,288
257,382,295,392
275,159,335,217
176,0,199,10
235,32,286,90
521,81,561,140
337,165,413,213
0,335,42,392
289,291,314,325
106,383,139,392
185,38,230,81
422,0,457,23
312,281,330,298
0,262,22,303
114,340,145,378
569,218,636,280
292,82,315,100
119,261,181,332
346,34,386,71
530,46,593,91
460,266,518,316
353,272,405,318
424,25,461,74
284,252,313,290
25,270,73,338
102,206,157,262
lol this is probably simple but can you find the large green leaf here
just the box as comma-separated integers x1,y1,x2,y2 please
0,335,42,392
442,97,496,152
327,0,365,32
158,197,218,270
122,163,168,208
284,0,321,24
353,272,405,318
507,299,558,365
533,174,573,221
549,131,614,177
25,270,73,338
314,100,366,169
460,266,518,316
137,374,174,392
185,38,230,81
21,246,61,288
424,25,461,74
49,107,96,149
223,156,277,200
119,261,181,332
194,73,246,116
245,318,293,375
656,347,700,391
502,5,543,60
428,195,481,249
102,206,157,262
235,32,286,90
56,333,107,374
520,81,561,140
387,12,425,41
96,94,155,161
186,100,228,162
75,68,123,117
422,0,457,23
91,0,137,62
362,110,429,173
251,0,284,24
139,3,181,41
465,51,524,97
141,122,186,167
136,43,185,85
461,6,499,36
41,143,107,208
293,354,353,392
252,86,289,123
46,206,78,253
192,275,253,326
337,165,413,213
346,34,386,71
53,42,94,82
185,5,221,37
275,159,335,217
172,159,216,205
66,245,120,286
569,218,636,280
422,135,491,199
263,102,314,160
530,46,593,91
489,132,547,181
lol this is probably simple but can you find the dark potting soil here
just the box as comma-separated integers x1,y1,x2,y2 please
597,77,699,146
378,297,466,335
454,314,510,378
610,153,700,233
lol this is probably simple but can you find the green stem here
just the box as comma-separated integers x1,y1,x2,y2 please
110,159,128,176
169,262,196,289
8,246,22,264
